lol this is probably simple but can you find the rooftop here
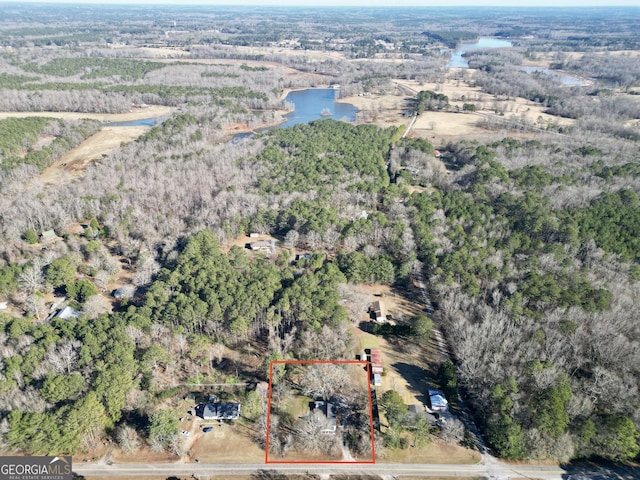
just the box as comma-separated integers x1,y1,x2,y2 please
195,402,241,420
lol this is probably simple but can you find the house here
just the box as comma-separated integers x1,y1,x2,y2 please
428,389,449,412
0,302,7,310
295,253,311,262
40,230,59,242
195,402,241,420
407,404,437,425
249,239,275,255
112,286,135,300
369,301,383,322
249,232,260,238
313,401,337,434
56,306,81,320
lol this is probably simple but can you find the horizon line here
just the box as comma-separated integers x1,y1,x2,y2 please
1,1,640,7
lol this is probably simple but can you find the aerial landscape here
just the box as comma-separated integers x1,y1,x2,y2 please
0,1,639,479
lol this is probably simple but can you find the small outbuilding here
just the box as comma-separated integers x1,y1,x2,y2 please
369,301,383,322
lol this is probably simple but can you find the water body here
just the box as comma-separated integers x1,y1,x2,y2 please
448,37,513,68
519,66,588,86
231,88,359,144
280,88,358,128
105,117,160,127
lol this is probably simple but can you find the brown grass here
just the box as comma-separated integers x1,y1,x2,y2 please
36,126,149,186
0,105,172,123
383,438,481,465
188,420,265,464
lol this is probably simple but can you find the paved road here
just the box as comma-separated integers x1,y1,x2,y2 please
73,461,640,479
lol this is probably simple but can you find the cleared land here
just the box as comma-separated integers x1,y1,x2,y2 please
36,126,150,185
0,105,172,123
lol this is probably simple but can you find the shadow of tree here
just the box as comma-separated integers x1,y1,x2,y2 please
391,361,431,405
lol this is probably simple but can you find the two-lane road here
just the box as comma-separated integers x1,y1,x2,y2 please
73,461,640,479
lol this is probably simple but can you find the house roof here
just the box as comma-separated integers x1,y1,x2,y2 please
56,306,81,319
370,301,381,312
407,404,437,424
369,349,382,366
428,389,449,411
250,239,275,250
196,402,241,420
41,230,58,240
313,401,337,430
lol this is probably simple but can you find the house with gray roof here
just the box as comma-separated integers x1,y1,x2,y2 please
195,402,241,420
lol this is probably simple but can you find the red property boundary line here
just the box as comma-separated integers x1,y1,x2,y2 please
265,359,376,464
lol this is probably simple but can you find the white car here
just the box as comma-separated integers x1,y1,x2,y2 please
180,430,190,436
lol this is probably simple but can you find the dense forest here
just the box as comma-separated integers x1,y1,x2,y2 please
0,2,639,466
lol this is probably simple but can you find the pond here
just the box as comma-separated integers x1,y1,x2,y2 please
519,66,588,86
104,117,160,127
448,37,513,68
280,88,358,128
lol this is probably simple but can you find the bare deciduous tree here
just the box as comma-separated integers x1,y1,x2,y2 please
294,410,340,455
116,425,141,452
440,417,465,444
83,295,111,319
300,364,349,401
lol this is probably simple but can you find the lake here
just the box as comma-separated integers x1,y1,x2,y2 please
105,88,358,144
448,37,513,68
280,88,358,128
519,66,588,86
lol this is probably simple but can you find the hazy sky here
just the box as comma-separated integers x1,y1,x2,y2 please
1,0,638,6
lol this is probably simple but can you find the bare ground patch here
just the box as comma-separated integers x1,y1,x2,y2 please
36,126,150,186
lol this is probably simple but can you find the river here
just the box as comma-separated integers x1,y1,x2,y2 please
447,37,513,68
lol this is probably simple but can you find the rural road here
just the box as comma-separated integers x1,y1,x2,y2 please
72,461,640,479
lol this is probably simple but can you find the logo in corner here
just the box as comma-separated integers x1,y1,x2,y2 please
0,456,73,480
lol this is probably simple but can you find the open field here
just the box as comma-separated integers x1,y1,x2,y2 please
395,75,574,140
343,71,575,146
0,105,173,123
36,126,150,185
523,49,640,68
383,438,481,465
188,421,265,464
